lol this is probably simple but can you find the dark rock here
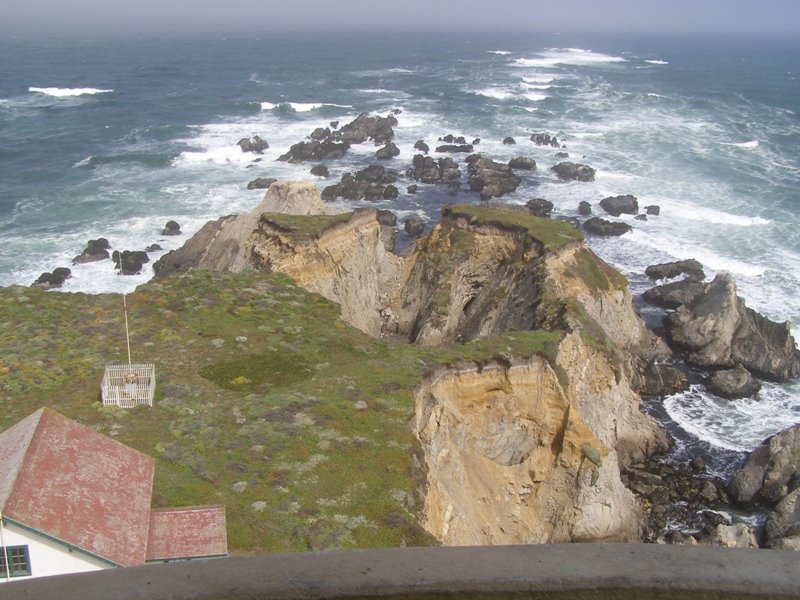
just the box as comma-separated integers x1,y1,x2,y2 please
435,144,473,153
472,139,481,145
555,151,569,158
729,424,800,506
642,278,707,310
278,140,350,163
468,157,520,200
764,488,800,549
376,142,400,160
413,140,430,153
502,136,516,145
583,217,632,237
525,198,554,218
407,184,418,194
162,220,181,236
309,127,331,141
332,112,396,145
310,165,329,178
665,273,800,380
376,210,397,226
645,259,705,281
552,162,595,182
153,216,230,278
578,201,592,216
247,177,277,190
438,134,467,144
321,165,399,201
330,121,339,129
404,217,424,237
638,363,690,396
145,244,162,253
635,215,648,222
706,364,761,399
690,457,706,473
32,267,72,290
508,156,536,171
645,205,661,216
112,250,149,275
530,133,560,147
237,135,269,153
600,194,639,217
73,238,110,264
409,154,461,184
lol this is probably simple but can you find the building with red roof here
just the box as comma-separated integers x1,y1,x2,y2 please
0,408,226,581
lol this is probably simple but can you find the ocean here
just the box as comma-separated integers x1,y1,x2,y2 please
1,31,798,473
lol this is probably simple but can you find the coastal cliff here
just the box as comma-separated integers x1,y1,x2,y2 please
151,181,671,546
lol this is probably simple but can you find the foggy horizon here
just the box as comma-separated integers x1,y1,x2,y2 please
2,0,799,38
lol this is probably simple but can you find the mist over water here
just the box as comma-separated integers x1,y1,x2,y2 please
1,32,798,459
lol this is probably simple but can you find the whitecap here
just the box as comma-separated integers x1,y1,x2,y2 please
511,48,626,69
645,59,669,65
521,75,557,85
674,204,771,226
473,87,515,101
29,86,113,97
387,68,415,74
647,93,668,98
260,101,352,112
723,140,760,149
488,50,512,55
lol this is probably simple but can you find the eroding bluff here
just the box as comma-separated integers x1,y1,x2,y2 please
156,181,672,545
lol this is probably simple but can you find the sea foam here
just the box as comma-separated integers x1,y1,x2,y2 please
511,48,626,69
29,86,113,97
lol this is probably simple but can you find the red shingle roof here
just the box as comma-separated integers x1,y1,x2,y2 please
0,408,155,567
146,505,228,561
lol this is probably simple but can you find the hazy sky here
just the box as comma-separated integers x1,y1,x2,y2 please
2,0,799,36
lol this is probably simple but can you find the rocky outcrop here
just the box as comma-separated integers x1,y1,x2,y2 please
466,156,520,199
278,140,350,163
706,364,761,399
578,201,592,216
764,488,800,550
162,220,181,235
73,238,110,264
436,144,473,153
525,199,553,218
530,133,560,147
552,162,595,182
332,113,397,145
645,259,705,281
321,165,399,202
665,273,800,380
583,217,632,237
404,217,424,237
413,354,646,545
310,165,329,178
413,140,429,153
237,135,268,153
502,136,516,145
408,154,461,184
112,250,149,275
247,177,277,190
376,142,400,159
508,157,536,171
728,424,800,506
638,364,689,397
642,277,706,310
600,195,639,217
32,267,72,290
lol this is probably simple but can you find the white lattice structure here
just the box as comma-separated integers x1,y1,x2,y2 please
101,364,155,408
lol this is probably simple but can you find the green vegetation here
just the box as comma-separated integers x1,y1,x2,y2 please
0,271,564,554
442,204,583,251
568,248,628,293
260,211,353,239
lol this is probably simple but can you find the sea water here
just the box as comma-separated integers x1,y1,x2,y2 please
1,31,798,469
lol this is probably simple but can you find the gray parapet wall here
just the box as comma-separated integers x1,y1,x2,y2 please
2,544,799,599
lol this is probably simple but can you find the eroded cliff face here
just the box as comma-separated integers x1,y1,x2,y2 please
413,350,644,545
249,209,403,336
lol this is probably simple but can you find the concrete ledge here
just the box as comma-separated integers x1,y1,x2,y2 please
2,544,799,599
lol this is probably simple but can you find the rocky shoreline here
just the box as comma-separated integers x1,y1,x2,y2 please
25,110,800,550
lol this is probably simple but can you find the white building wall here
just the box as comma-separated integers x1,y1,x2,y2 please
0,521,110,581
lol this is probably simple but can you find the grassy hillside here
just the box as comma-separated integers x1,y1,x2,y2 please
0,270,562,553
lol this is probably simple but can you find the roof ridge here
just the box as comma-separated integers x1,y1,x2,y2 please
1,408,46,513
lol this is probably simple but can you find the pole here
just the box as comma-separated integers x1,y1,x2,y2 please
123,294,132,369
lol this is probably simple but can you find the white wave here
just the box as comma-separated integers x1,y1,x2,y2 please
647,93,668,98
488,50,511,55
260,101,352,112
511,48,626,69
29,86,113,97
645,59,669,65
521,75,557,85
473,87,515,101
673,203,771,226
664,383,800,452
387,68,414,74
723,140,760,149
73,156,93,167
521,91,549,102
